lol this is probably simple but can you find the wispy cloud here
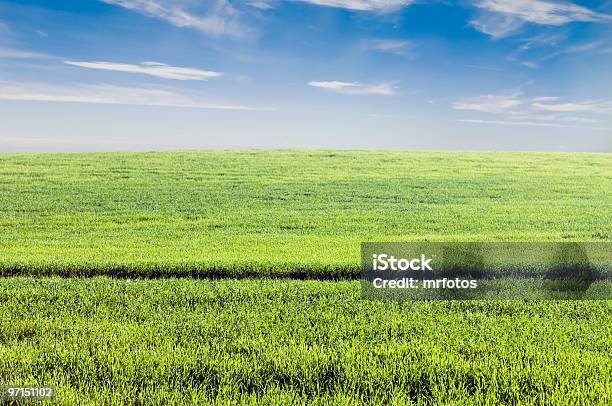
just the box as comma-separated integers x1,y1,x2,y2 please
471,0,612,38
458,118,603,129
558,40,606,54
469,12,525,38
518,30,568,51
291,0,414,12
504,31,565,67
507,29,608,67
532,99,612,113
362,39,411,56
308,80,397,95
100,0,250,37
64,61,222,80
510,113,600,124
452,91,523,113
0,81,275,111
477,0,611,25
453,90,612,128
247,1,275,9
0,48,53,59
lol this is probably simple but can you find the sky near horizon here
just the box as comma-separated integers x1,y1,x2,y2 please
0,0,611,151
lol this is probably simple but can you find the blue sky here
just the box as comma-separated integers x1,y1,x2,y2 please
0,0,611,151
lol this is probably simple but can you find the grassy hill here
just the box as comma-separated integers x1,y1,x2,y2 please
1,150,610,277
0,150,610,404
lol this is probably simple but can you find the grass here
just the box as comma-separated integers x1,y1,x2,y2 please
0,151,610,277
0,150,610,404
0,278,610,405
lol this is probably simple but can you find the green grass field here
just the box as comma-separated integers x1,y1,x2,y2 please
0,151,611,405
1,151,610,276
1,278,610,405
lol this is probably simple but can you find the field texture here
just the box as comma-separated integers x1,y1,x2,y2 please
1,151,610,277
0,151,611,405
1,278,610,405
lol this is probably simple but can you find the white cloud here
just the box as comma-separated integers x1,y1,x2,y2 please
0,81,275,111
308,80,397,95
471,0,612,38
532,100,612,113
452,92,524,113
518,30,568,51
521,60,539,68
476,0,611,25
469,13,525,38
0,48,52,59
458,118,603,129
559,40,605,54
100,0,249,37
507,30,606,68
65,61,222,81
532,96,560,101
248,1,275,9
533,40,606,63
454,91,612,129
506,113,599,123
362,39,411,56
291,0,413,12
142,61,168,66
